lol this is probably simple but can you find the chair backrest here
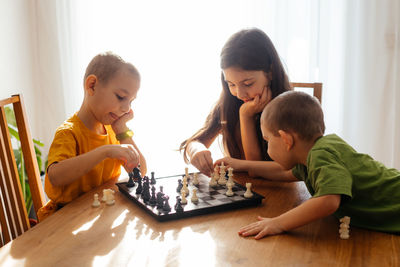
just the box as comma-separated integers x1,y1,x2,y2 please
0,94,46,246
290,82,323,103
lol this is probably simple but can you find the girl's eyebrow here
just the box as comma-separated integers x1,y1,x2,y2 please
225,77,255,84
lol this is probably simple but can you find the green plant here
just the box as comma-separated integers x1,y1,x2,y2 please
5,106,45,215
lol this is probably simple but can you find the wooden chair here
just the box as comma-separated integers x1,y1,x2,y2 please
290,82,323,103
0,94,46,246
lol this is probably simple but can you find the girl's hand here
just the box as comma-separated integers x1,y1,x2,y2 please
239,87,271,118
104,144,139,170
238,216,285,240
112,109,134,135
214,157,244,170
190,150,213,177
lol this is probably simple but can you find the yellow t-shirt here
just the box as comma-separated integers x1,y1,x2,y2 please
37,114,122,221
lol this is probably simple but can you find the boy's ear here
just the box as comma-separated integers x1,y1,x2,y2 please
84,75,97,96
278,130,294,151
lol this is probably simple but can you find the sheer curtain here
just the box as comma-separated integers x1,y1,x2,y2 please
31,0,400,176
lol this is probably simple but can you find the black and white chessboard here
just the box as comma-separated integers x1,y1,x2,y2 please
116,172,264,222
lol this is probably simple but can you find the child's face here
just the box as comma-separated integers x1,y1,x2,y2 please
89,69,140,125
262,125,295,170
223,67,270,103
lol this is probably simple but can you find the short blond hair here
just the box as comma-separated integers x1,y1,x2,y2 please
262,91,325,141
84,52,140,85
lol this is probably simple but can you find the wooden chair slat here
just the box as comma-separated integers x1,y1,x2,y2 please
290,82,323,103
0,107,28,237
0,94,46,246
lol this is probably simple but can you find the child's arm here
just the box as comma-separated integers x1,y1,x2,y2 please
111,109,147,175
186,135,218,177
48,144,139,187
238,194,341,239
214,157,297,181
239,87,271,161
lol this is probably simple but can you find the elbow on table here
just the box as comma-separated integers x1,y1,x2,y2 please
322,194,341,215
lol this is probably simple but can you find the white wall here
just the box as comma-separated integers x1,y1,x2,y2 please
0,0,37,137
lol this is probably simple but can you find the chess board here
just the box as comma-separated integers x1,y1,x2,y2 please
116,172,264,222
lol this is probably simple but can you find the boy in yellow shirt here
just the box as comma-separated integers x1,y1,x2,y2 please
38,52,147,221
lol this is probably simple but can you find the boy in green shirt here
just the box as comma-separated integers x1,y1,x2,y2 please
216,91,400,239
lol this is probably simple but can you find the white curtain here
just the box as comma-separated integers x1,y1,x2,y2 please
31,0,400,176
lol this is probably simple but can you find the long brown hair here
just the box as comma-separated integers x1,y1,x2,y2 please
180,28,291,162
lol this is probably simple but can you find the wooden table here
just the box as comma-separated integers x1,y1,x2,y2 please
0,173,399,267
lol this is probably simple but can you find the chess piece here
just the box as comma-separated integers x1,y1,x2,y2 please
150,171,156,184
163,196,171,212
191,188,199,203
156,187,165,209
192,172,199,186
92,193,101,207
105,189,115,206
135,176,143,194
175,197,184,212
101,189,107,202
181,190,187,204
227,169,234,187
182,180,189,195
218,171,227,185
226,183,234,197
185,167,189,178
219,162,226,175
339,216,351,239
176,179,183,193
244,183,253,198
209,172,218,187
127,171,135,187
133,167,142,181
141,179,151,202
149,186,157,206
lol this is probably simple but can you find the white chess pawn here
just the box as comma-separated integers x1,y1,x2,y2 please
92,193,101,207
181,190,187,204
191,188,199,203
192,172,199,185
105,189,115,206
185,167,189,177
226,183,234,197
244,183,253,198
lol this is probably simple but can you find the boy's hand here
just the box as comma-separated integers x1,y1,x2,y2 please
239,87,271,118
105,144,139,170
190,150,213,177
214,157,243,170
238,216,285,239
112,109,134,135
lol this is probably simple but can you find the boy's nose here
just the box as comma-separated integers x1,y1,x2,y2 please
121,103,130,113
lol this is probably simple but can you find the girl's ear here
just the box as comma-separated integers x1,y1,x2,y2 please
278,130,294,151
84,75,97,96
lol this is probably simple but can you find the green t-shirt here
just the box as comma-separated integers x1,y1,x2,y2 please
292,134,400,233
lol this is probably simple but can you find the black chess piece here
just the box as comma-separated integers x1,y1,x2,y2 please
141,178,150,202
135,176,142,194
150,172,156,185
149,186,157,206
163,196,171,212
156,186,164,209
175,197,184,212
133,167,142,181
127,172,135,187
176,179,183,193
